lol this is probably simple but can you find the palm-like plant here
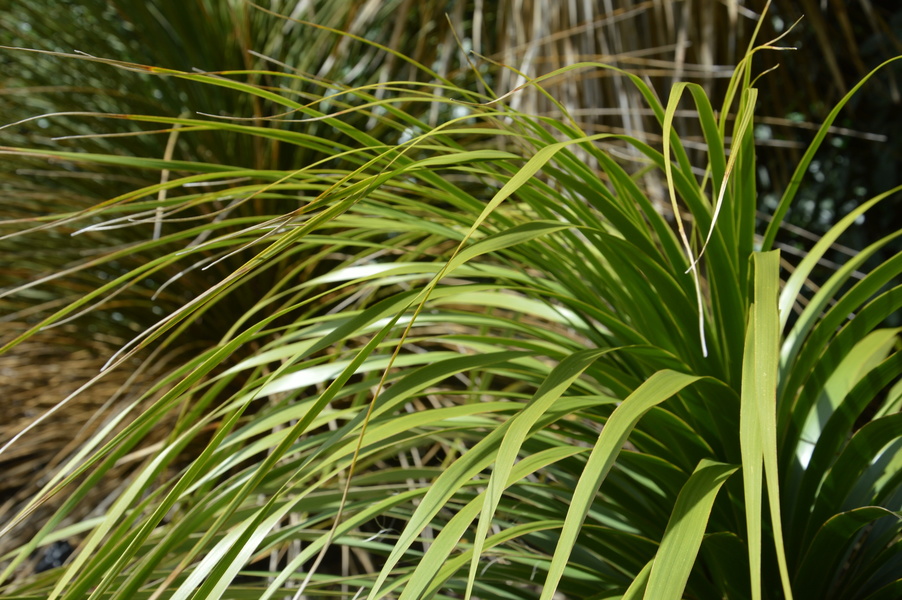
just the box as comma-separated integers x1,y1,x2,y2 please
1,3,901,600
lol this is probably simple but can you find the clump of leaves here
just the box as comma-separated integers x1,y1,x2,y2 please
1,7,900,600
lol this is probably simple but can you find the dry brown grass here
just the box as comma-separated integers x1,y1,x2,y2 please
0,326,171,567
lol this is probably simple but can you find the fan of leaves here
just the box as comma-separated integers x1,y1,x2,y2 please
1,3,901,600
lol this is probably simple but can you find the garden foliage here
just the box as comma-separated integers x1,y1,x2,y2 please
0,3,900,599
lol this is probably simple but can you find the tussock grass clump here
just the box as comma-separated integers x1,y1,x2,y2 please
1,3,901,600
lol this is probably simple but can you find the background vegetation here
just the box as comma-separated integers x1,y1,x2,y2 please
1,1,900,599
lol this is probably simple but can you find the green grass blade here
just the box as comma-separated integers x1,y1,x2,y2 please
621,560,653,600
777,186,902,332
761,55,902,251
644,459,738,600
400,446,585,600
539,370,701,600
368,348,609,600
794,507,901,598
463,348,614,599
741,250,792,600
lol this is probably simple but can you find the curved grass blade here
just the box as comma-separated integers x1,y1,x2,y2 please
538,370,702,600
761,55,902,252
644,459,738,600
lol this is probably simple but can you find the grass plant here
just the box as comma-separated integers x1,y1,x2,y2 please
1,3,901,600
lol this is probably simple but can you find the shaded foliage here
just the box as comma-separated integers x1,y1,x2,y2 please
0,2,900,600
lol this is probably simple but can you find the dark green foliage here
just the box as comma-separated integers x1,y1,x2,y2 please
1,3,900,599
